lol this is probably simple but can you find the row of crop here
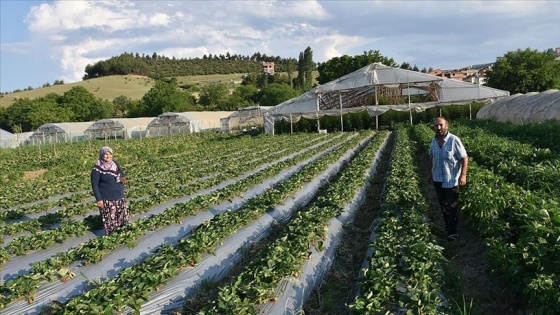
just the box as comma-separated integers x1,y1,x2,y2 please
450,122,560,198
464,119,560,153
0,133,327,241
0,133,357,310
414,123,560,314
40,131,380,314
1,133,323,209
0,131,228,181
0,134,328,258
194,131,389,314
350,128,449,314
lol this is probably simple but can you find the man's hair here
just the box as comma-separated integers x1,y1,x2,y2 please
433,116,449,124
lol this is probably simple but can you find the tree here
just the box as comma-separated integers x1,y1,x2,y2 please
198,84,230,110
294,47,314,91
258,83,300,106
59,86,97,121
486,48,560,94
27,98,73,129
141,80,195,116
222,85,259,110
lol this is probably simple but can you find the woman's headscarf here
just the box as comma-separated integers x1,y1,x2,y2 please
95,146,118,172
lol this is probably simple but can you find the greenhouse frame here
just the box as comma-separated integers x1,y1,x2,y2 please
220,106,272,133
147,111,233,137
28,122,93,145
264,63,510,133
85,117,154,139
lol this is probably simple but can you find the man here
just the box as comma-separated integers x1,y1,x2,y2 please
427,117,468,241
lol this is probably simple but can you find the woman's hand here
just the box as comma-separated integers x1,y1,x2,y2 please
119,177,127,183
96,200,104,208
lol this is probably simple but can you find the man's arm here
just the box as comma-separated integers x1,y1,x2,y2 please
459,156,468,186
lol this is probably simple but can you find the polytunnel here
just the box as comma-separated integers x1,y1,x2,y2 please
0,129,17,148
28,122,93,145
147,111,233,137
220,106,272,133
476,89,560,123
85,117,154,139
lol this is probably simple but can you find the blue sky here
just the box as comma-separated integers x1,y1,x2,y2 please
1,0,559,93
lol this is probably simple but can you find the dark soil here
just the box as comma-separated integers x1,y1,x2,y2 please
303,131,528,315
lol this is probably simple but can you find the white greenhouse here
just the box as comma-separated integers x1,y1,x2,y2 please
476,89,560,123
220,106,272,133
147,111,233,137
29,122,93,144
264,63,510,133
85,117,153,139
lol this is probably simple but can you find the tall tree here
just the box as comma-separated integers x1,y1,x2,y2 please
295,51,305,89
486,48,560,94
304,46,314,91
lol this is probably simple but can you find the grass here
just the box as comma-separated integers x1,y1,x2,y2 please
1,70,318,108
0,73,251,108
0,75,156,107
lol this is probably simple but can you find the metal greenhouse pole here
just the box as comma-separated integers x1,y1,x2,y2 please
339,92,344,132
316,94,320,132
408,77,412,125
375,87,379,130
290,113,293,134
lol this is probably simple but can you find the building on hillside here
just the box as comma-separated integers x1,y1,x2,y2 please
428,69,444,77
430,64,492,86
262,61,275,75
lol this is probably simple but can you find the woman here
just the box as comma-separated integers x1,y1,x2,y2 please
91,146,130,235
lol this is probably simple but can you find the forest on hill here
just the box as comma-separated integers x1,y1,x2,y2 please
83,51,299,80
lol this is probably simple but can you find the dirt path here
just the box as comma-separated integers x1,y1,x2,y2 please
414,133,527,315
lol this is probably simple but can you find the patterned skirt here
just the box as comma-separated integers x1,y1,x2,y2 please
99,198,130,235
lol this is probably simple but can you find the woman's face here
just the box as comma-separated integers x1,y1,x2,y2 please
103,151,113,162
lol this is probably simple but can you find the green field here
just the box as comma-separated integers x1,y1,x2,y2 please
0,73,250,108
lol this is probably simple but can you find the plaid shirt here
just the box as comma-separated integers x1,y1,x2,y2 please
429,132,467,188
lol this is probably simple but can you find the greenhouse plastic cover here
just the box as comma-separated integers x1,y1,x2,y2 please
2,133,361,314
265,63,509,120
476,89,560,123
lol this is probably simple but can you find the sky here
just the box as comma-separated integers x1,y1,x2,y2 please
1,0,559,93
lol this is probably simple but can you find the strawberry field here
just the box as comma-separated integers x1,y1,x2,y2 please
0,119,559,314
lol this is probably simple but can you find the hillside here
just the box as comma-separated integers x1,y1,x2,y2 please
0,73,249,108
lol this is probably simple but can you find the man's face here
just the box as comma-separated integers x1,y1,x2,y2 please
433,118,448,137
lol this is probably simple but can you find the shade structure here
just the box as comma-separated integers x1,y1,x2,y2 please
476,89,560,123
264,63,510,133
29,122,94,144
220,106,272,132
85,117,153,139
147,111,233,137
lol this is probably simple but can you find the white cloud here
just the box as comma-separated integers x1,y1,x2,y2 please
3,0,558,91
